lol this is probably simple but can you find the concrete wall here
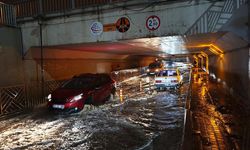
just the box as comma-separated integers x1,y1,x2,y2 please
0,27,24,86
0,26,149,85
34,56,154,80
0,28,129,85
221,5,249,42
209,46,249,100
20,1,211,53
208,33,249,106
36,59,129,80
208,3,249,105
22,47,144,81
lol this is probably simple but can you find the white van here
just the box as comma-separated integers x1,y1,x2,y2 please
154,68,183,90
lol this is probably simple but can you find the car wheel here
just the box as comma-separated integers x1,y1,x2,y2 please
48,106,54,112
85,96,93,104
111,87,116,95
106,93,115,101
79,101,85,110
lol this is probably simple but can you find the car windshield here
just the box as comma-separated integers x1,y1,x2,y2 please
61,77,95,89
157,70,177,77
149,62,162,69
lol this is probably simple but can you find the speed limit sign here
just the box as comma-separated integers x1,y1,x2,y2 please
146,15,160,31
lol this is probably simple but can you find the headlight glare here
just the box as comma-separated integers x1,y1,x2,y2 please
70,94,83,102
47,94,52,102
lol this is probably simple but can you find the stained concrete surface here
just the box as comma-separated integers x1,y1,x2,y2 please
183,73,250,150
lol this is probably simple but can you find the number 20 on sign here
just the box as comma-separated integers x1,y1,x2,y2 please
146,15,160,31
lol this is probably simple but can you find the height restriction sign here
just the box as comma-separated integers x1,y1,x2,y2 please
146,15,160,31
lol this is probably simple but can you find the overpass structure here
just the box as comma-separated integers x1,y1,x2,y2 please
0,0,249,138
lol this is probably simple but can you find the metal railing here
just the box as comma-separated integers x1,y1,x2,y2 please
0,85,25,115
0,2,16,26
25,80,66,108
185,0,247,35
111,68,142,83
1,0,247,26
236,0,248,7
14,0,124,18
0,80,65,116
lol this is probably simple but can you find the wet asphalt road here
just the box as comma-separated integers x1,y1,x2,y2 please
0,74,190,150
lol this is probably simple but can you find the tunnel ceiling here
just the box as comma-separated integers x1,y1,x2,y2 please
28,32,226,60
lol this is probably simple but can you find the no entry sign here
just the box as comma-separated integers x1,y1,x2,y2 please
116,17,130,33
146,15,160,31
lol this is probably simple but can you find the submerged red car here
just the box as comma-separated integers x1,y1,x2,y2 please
47,73,116,112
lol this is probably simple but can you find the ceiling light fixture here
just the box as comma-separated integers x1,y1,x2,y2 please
187,44,224,56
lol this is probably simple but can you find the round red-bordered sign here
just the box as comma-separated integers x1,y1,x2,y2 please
146,15,160,31
116,17,130,33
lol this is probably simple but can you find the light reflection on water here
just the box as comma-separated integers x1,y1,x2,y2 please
0,75,189,150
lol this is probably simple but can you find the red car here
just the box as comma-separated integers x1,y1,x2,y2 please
47,73,116,112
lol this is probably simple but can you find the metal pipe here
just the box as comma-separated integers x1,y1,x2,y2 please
18,27,24,59
71,0,75,9
38,19,44,101
39,0,43,14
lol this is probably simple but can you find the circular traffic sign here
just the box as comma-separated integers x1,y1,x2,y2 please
90,21,103,36
146,15,160,31
116,17,130,33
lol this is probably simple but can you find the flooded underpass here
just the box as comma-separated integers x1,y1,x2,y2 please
0,74,190,150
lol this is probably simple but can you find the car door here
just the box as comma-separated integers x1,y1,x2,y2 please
98,76,113,102
92,76,110,103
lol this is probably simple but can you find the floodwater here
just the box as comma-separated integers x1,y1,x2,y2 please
0,74,190,150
